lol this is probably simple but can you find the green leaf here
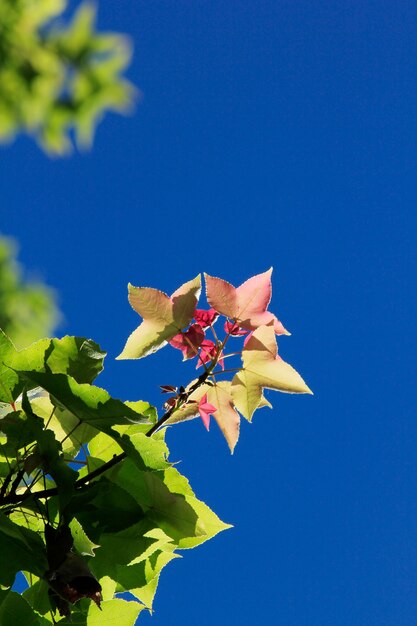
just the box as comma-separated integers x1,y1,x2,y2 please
28,395,98,459
69,518,99,557
114,549,179,609
18,372,149,434
0,513,48,585
0,335,105,403
19,371,161,473
43,337,106,384
35,428,78,510
161,467,233,548
23,579,52,617
10,336,105,383
110,460,231,548
0,331,17,403
87,420,164,470
65,478,145,543
88,598,144,626
89,521,177,610
0,591,51,626
91,520,174,575
123,432,170,470
8,339,50,374
0,409,43,456
56,598,144,626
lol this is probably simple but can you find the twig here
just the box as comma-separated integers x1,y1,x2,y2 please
0,369,214,507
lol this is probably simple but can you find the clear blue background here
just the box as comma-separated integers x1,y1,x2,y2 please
2,1,417,624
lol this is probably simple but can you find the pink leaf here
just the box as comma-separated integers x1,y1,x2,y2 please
160,385,177,394
194,308,219,329
198,394,217,430
196,340,225,369
224,320,248,337
205,269,290,335
169,324,205,360
243,331,254,347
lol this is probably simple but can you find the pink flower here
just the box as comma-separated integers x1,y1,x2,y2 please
198,394,217,430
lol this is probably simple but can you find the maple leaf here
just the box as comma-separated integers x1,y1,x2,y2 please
167,382,271,453
194,308,219,328
204,381,240,452
205,269,289,335
231,324,312,421
196,339,224,369
198,394,217,430
169,324,205,360
117,275,201,359
224,320,248,336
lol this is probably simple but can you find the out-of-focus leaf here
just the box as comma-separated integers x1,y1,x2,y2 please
0,1,135,155
0,238,58,349
0,330,17,403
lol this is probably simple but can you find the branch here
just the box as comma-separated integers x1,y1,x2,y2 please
0,370,213,507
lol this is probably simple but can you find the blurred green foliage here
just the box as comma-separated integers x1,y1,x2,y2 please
0,0,134,155
0,235,59,348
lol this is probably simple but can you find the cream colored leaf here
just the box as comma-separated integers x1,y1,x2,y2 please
231,324,312,421
117,275,201,359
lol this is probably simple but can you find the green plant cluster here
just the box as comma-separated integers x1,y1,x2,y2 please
0,0,134,154
0,236,59,349
0,265,310,624
0,332,229,624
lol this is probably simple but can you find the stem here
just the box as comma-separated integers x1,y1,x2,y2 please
9,468,25,498
210,323,220,345
0,325,232,509
182,334,210,374
221,352,242,360
212,367,242,375
44,406,56,431
0,468,14,499
59,419,82,447
0,369,215,507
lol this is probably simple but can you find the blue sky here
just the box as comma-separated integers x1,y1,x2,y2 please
2,1,417,624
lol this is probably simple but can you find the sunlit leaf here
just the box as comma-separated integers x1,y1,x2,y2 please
0,331,17,403
205,269,289,334
110,460,231,548
18,371,149,434
117,275,201,359
231,324,312,420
